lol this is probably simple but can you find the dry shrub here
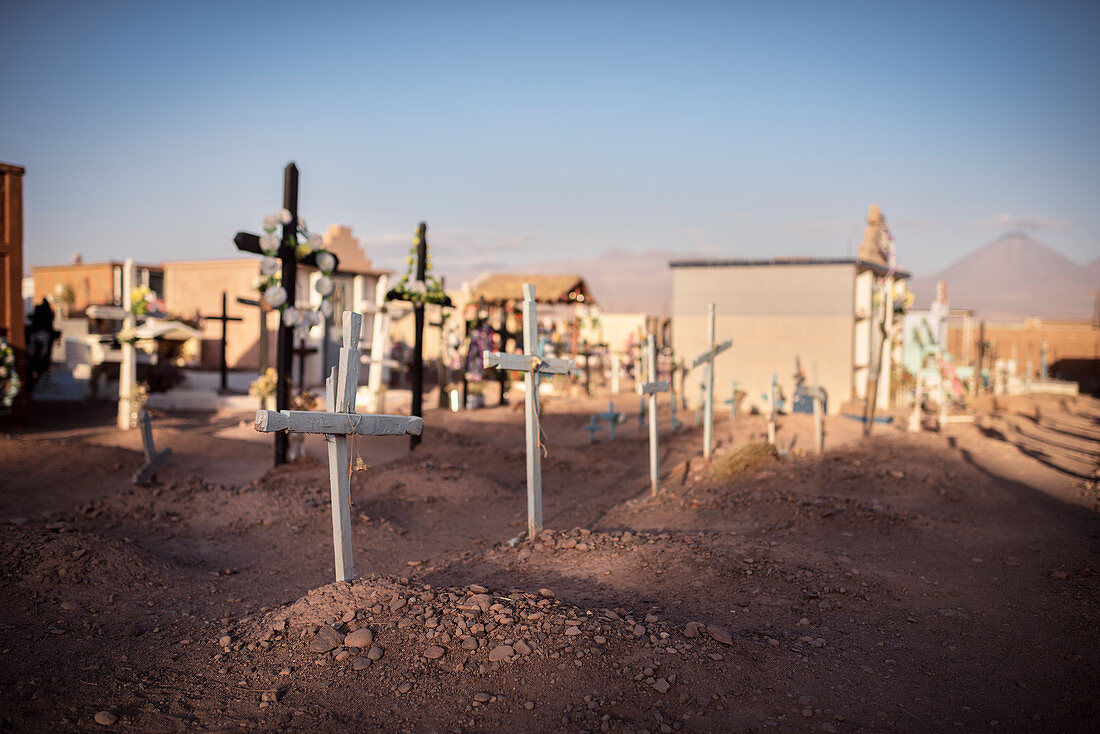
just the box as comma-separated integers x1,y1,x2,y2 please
712,442,779,481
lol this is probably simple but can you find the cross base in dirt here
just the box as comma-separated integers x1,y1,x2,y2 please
254,312,422,582
133,409,172,486
483,283,576,540
637,334,670,495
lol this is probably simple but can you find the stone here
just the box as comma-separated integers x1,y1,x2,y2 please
367,646,384,661
683,622,702,638
60,601,80,611
423,645,446,659
474,692,491,703
594,636,607,645
335,650,351,662
632,625,646,637
461,637,479,650
309,626,344,653
706,625,733,646
464,594,492,613
565,626,582,636
936,608,969,620
488,645,514,661
218,635,232,647
514,640,532,655
353,657,372,671
538,588,555,598
261,690,280,703
653,678,670,694
397,682,412,694
344,628,374,648
621,531,634,543
524,701,536,710
94,711,118,726
469,584,489,593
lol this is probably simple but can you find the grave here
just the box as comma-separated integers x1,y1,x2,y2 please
483,284,576,539
200,292,243,393
133,409,172,486
689,303,732,460
584,415,602,444
254,312,422,582
636,334,670,495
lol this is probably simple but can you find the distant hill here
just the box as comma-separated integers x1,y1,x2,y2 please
910,233,1098,321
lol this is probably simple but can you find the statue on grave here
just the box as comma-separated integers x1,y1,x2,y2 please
857,204,891,267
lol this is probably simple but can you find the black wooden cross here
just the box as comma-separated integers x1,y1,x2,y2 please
385,222,451,451
293,339,318,391
201,292,243,392
233,163,339,466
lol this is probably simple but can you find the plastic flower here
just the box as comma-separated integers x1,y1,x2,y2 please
303,310,321,327
279,209,292,224
263,214,279,231
409,280,428,295
298,216,307,229
264,285,287,308
261,256,280,276
319,300,334,319
260,232,280,252
314,275,335,297
283,306,300,327
308,232,322,249
314,251,336,273
253,275,269,291
295,242,313,259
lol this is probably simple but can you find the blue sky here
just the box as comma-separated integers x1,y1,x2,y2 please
2,0,1097,282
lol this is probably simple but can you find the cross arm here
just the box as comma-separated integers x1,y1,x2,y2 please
636,381,670,395
234,232,341,270
483,351,577,376
691,338,733,368
255,410,424,436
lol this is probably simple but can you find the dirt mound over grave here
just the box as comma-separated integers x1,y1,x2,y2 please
231,574,749,732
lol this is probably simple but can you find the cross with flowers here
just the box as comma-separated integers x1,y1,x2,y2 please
234,162,340,466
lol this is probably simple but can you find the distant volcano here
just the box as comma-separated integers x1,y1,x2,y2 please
909,233,1098,320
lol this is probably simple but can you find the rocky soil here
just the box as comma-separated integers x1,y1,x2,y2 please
1,392,1097,732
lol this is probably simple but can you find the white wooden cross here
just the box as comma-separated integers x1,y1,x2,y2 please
117,258,137,430
767,372,778,446
254,311,422,582
636,334,670,495
690,302,732,460
483,284,576,540
811,362,825,454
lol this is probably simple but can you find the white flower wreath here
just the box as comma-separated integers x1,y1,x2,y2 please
254,209,337,338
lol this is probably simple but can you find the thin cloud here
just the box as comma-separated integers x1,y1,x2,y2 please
978,214,1070,231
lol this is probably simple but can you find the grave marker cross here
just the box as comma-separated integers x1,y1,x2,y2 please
483,284,576,539
636,334,670,495
690,303,732,460
201,292,243,392
234,163,339,466
254,312,422,582
599,401,624,440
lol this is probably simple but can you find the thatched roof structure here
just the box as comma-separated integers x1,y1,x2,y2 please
470,274,595,306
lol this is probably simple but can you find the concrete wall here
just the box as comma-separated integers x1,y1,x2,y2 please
162,259,270,371
671,263,856,415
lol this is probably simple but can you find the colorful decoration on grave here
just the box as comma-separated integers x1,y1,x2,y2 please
254,209,336,335
130,285,154,317
249,367,278,400
0,337,21,408
387,228,448,306
115,324,139,346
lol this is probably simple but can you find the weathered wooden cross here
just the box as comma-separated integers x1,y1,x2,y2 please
599,401,623,440
234,163,339,466
690,303,732,460
133,409,172,486
117,258,137,430
723,380,741,418
636,334,670,495
584,415,602,444
483,284,576,539
200,292,243,393
767,372,779,446
811,363,825,454
254,312,422,582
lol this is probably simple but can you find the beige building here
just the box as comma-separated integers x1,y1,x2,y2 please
671,258,909,415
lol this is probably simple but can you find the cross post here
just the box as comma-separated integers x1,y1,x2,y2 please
767,372,778,446
812,362,825,453
483,284,576,539
637,334,670,495
201,292,243,392
254,311,422,582
117,258,136,430
690,302,732,460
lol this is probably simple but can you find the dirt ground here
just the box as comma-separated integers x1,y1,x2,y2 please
1,389,1097,733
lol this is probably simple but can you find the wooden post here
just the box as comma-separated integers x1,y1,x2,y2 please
117,258,136,430
636,334,670,494
274,163,300,465
410,223,428,451
326,312,361,581
522,284,542,538
704,302,716,460
767,372,777,446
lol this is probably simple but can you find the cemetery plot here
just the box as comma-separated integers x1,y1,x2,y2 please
0,392,1097,732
